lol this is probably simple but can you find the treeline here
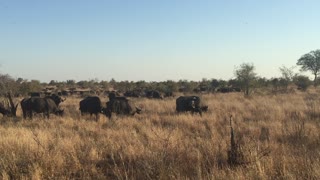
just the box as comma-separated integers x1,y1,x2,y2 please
0,72,313,97
1,49,319,97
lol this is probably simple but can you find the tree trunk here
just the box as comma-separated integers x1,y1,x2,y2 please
7,92,17,117
314,73,318,87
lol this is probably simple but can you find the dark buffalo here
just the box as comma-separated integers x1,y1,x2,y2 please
124,90,143,98
193,86,209,93
105,93,141,119
21,98,64,119
145,90,163,99
164,91,174,98
217,87,241,93
104,90,122,97
29,92,41,97
61,90,70,96
21,94,65,119
44,92,52,96
217,87,232,93
46,94,66,106
0,102,11,116
0,93,19,117
193,88,201,93
176,96,208,116
79,96,104,121
232,87,241,92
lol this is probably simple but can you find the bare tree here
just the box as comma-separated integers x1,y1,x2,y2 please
278,65,296,91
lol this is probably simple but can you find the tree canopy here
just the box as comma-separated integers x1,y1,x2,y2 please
297,49,320,86
234,63,257,96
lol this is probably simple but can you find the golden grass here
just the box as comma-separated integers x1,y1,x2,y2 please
1,91,320,179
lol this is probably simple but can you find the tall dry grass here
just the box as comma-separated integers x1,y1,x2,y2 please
0,90,320,179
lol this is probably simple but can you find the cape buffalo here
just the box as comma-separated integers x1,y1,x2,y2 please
176,96,208,116
105,93,141,119
0,103,11,116
46,94,66,106
145,90,163,99
29,92,41,97
124,90,143,98
217,87,241,93
0,93,19,117
20,98,64,119
79,96,104,121
21,94,65,119
164,91,174,98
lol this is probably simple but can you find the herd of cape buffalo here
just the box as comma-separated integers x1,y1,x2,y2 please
0,91,209,120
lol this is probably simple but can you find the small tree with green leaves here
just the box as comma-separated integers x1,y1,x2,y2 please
234,63,257,96
296,49,320,86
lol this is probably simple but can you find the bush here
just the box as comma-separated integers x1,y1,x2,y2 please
293,75,312,91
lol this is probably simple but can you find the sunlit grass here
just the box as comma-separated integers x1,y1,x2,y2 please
1,90,320,179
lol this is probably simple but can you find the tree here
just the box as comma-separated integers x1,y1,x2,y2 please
18,80,42,96
210,79,220,88
16,77,24,84
234,63,257,96
228,78,242,88
178,80,198,93
0,74,18,96
49,80,57,85
163,80,178,93
279,65,295,81
134,80,147,89
100,80,110,89
278,65,296,91
256,77,269,88
77,80,89,88
296,49,320,86
66,80,76,86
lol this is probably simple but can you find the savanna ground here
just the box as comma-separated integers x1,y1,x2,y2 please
1,89,320,179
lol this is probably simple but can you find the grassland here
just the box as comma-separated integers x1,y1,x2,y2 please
1,90,320,179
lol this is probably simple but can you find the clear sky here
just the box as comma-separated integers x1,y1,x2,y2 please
0,0,319,83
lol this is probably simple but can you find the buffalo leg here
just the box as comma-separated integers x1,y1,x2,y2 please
95,113,99,121
22,110,27,119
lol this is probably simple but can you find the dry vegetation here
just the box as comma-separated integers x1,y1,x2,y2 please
1,90,320,179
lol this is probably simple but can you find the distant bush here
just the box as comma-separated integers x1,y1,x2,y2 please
293,75,312,91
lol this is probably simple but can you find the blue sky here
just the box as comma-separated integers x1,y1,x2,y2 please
0,0,319,82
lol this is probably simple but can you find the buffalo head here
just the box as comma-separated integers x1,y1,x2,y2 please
55,109,64,116
0,103,11,116
48,94,66,106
